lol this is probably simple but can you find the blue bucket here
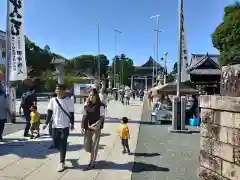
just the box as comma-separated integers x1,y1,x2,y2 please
189,117,200,126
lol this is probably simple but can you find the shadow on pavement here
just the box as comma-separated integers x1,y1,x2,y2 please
66,160,169,173
69,133,111,137
129,152,160,157
0,138,106,159
105,117,141,124
38,133,111,139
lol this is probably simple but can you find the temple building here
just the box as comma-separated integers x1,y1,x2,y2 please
187,53,221,94
131,56,164,90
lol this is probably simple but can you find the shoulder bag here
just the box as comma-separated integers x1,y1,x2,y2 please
55,98,71,120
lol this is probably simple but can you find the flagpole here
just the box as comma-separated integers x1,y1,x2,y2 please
5,0,10,95
177,0,183,98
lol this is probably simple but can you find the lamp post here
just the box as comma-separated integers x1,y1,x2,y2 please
163,52,168,84
150,14,163,86
97,15,101,83
113,29,122,88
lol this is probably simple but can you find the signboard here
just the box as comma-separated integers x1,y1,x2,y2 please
74,84,92,96
8,0,27,81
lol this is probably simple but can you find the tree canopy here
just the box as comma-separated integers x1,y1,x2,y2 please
212,2,240,66
69,54,109,78
109,54,134,86
166,62,177,83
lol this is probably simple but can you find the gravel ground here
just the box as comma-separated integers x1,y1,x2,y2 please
131,101,200,180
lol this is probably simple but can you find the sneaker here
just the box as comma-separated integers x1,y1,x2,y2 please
122,150,126,154
48,144,54,149
30,135,34,139
57,163,65,172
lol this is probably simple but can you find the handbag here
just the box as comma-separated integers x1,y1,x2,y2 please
88,119,102,131
55,98,71,120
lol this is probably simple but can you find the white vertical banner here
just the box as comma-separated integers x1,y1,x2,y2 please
8,0,27,81
180,0,190,82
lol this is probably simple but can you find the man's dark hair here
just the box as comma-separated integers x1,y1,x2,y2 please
52,92,57,97
57,84,66,90
122,117,129,124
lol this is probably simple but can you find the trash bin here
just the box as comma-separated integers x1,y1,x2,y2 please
189,117,200,126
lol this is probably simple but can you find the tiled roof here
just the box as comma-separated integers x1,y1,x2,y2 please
0,30,5,41
188,69,221,75
188,53,220,71
141,56,162,67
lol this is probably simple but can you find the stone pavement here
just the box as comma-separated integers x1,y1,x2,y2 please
0,100,143,180
131,99,200,180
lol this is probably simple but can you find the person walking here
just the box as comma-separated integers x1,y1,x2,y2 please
0,88,10,142
19,87,37,137
81,88,105,170
99,88,108,106
48,92,57,149
43,84,75,172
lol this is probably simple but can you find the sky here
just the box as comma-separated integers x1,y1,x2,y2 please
0,0,239,71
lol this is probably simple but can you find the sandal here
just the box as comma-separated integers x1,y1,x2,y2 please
83,163,95,171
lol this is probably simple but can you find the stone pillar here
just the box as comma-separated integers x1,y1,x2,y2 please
180,96,186,130
145,76,147,91
171,96,178,130
130,76,133,89
56,65,64,84
108,76,112,89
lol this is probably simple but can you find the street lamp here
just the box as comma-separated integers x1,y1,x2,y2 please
163,52,168,84
113,29,122,88
150,14,163,86
154,29,163,82
97,14,101,83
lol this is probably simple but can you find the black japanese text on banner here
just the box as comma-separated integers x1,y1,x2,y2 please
8,0,27,81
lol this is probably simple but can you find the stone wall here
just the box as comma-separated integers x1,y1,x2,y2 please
199,95,240,180
221,64,240,97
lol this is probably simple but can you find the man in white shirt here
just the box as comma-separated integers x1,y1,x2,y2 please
43,84,75,172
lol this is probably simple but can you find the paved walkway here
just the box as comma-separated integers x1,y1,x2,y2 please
0,100,143,180
131,99,200,180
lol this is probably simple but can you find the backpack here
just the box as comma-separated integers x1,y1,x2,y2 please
20,91,35,109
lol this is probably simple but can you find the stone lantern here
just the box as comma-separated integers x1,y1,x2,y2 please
107,75,112,89
51,57,67,84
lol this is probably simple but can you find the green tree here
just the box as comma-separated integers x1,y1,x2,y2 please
166,62,177,83
25,36,55,74
70,54,109,77
212,2,240,66
95,54,109,77
111,54,134,85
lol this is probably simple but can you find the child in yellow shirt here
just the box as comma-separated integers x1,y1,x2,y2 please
119,117,130,154
30,105,40,139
